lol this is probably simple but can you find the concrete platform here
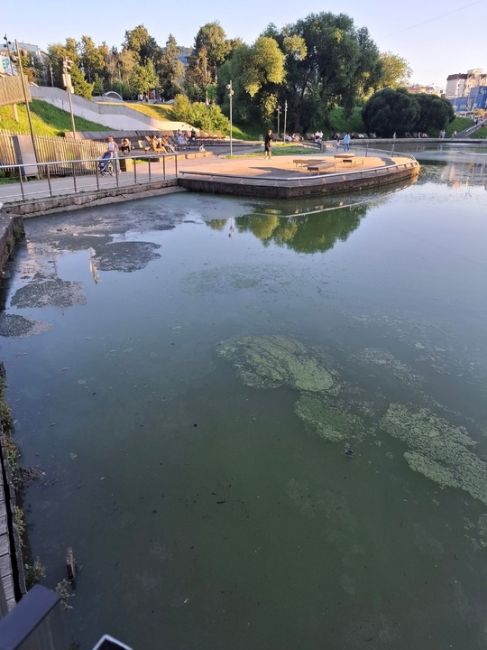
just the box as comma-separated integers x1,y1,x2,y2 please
178,153,420,198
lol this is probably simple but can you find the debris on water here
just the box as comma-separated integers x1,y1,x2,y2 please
69,452,78,460
217,335,335,392
381,404,487,505
345,447,354,457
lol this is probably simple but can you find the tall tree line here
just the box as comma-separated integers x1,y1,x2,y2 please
30,15,411,131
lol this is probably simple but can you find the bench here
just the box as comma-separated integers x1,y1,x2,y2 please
334,152,355,166
306,161,335,173
293,158,325,167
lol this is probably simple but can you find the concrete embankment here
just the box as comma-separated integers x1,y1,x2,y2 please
0,218,26,616
3,180,184,219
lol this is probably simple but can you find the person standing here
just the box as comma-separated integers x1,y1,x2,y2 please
343,132,351,152
264,129,273,159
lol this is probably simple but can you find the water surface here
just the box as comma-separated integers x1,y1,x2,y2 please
1,157,487,649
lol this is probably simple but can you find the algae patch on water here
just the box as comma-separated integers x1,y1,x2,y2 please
294,394,362,442
381,404,487,505
217,335,334,392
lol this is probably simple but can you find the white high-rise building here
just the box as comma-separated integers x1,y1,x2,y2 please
446,69,487,98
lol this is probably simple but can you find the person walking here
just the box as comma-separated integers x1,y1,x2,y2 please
264,129,273,159
343,132,351,152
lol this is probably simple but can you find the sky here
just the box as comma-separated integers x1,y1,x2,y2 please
4,0,487,89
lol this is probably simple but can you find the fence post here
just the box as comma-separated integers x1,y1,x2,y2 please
115,157,119,188
148,158,152,182
163,156,166,180
95,159,100,191
175,154,178,179
133,159,137,184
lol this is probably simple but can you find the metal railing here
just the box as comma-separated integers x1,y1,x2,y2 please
0,153,180,203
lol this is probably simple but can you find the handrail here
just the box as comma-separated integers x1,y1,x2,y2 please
0,152,180,171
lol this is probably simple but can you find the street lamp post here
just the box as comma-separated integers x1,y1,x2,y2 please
14,40,38,162
283,100,288,143
276,104,281,138
226,80,234,157
62,58,77,137
3,35,19,122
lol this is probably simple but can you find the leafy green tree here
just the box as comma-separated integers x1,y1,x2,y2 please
70,65,95,99
276,13,382,131
362,88,420,136
414,93,454,134
80,36,107,83
377,52,412,90
194,22,231,80
124,25,160,65
129,60,159,96
158,35,185,99
217,37,285,124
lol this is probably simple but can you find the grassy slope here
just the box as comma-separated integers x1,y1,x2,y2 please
445,116,474,137
121,102,176,121
0,99,109,135
470,125,487,139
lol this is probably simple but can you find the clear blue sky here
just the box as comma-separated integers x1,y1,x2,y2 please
4,0,487,89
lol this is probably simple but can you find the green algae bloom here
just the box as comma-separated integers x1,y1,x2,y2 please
381,404,487,505
294,394,361,443
217,335,334,392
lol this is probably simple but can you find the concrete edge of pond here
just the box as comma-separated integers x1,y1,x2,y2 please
178,159,420,199
0,220,26,616
2,180,184,219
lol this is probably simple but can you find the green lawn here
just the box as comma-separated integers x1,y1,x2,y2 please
0,99,109,136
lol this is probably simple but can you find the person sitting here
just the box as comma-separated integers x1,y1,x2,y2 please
120,138,131,154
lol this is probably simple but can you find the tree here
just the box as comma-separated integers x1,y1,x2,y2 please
124,25,160,65
194,22,230,80
270,13,382,132
362,88,420,136
158,35,185,99
377,52,411,89
414,93,454,133
80,36,107,83
129,60,159,96
217,37,285,124
70,65,94,99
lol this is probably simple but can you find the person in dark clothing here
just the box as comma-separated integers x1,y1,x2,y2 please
264,129,273,159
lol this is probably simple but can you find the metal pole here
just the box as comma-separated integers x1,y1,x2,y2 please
277,105,281,139
226,80,234,157
115,157,119,187
66,87,77,137
133,159,137,184
175,154,178,178
18,166,25,200
95,159,100,190
46,163,53,197
163,156,166,180
15,40,39,163
148,158,152,182
283,100,288,143
72,161,77,192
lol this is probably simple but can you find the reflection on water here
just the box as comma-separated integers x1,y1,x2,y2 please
1,156,487,650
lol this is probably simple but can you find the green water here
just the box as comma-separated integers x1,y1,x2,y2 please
1,160,487,649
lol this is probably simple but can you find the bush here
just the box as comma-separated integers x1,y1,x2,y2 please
172,94,230,135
